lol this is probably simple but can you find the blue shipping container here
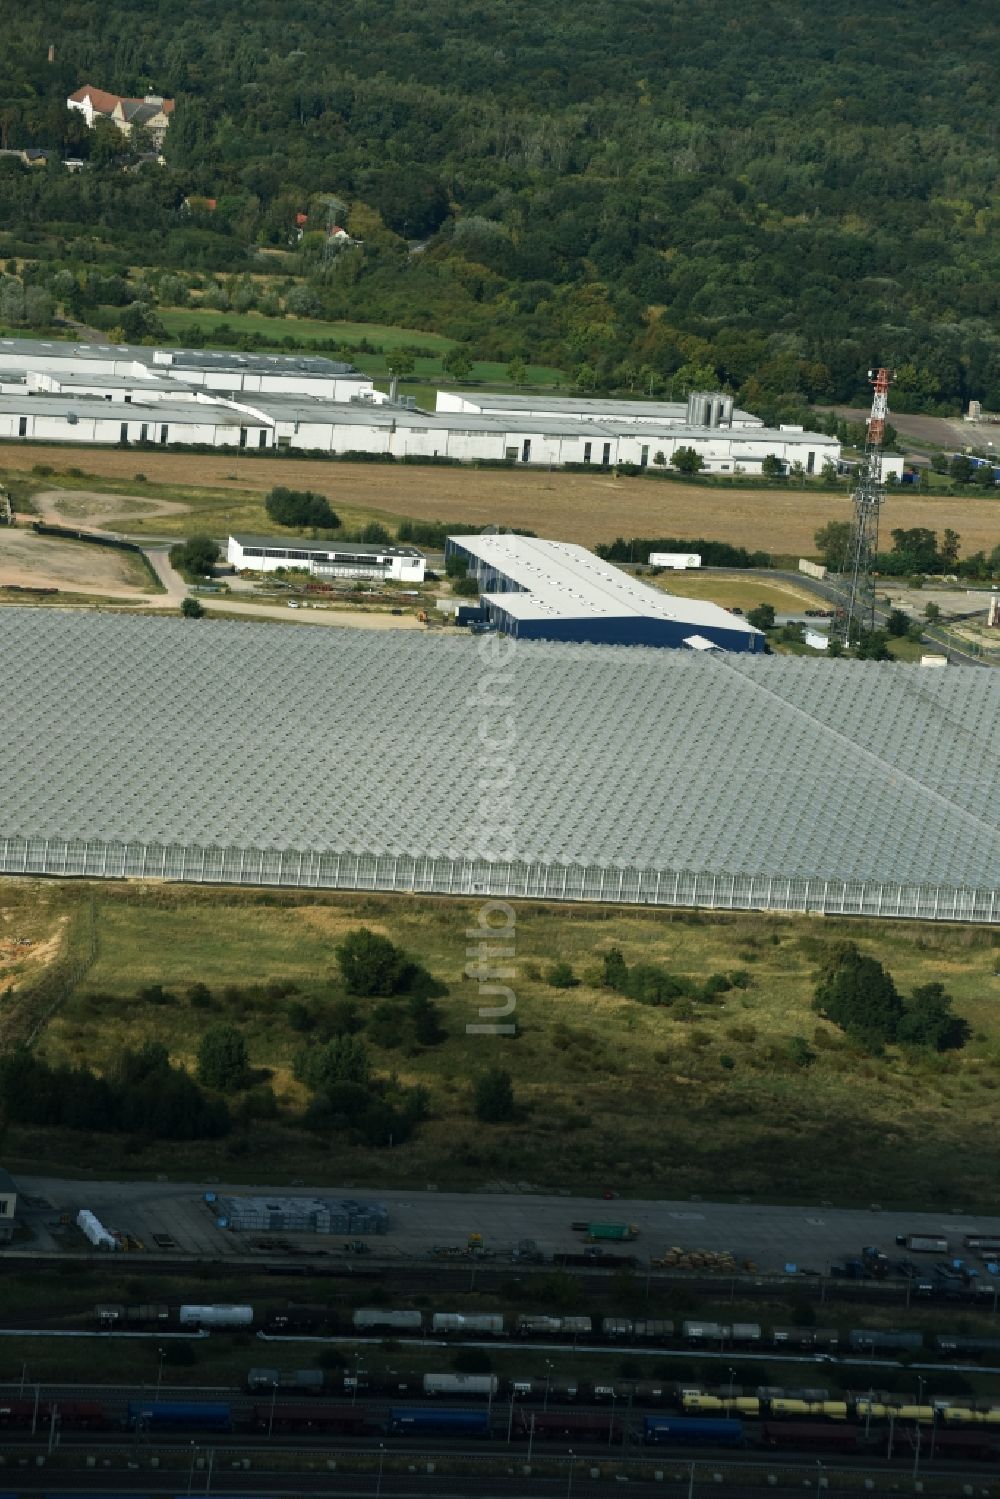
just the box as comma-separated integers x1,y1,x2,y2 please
128,1400,232,1430
389,1406,490,1435
644,1416,744,1446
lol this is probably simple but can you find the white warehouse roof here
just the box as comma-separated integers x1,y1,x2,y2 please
600,421,835,448
438,392,763,426
0,394,253,426
234,395,615,438
0,337,362,378
28,371,189,393
449,533,763,638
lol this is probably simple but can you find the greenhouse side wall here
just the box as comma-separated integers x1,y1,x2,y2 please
1,836,997,924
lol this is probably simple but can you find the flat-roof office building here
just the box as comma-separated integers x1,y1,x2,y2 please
228,534,425,583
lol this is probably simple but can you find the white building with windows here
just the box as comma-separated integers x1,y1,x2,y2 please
0,396,268,449
150,348,382,402
0,338,840,473
222,395,838,474
10,370,195,402
227,534,425,583
433,389,837,474
0,339,382,403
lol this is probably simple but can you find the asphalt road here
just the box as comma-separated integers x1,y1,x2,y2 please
756,567,993,667
12,1177,1000,1274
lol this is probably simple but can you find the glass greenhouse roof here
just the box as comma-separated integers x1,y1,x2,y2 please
1,610,997,891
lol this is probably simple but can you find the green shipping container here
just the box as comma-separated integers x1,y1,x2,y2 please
586,1223,639,1241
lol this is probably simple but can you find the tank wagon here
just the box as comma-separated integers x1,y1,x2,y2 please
178,1304,253,1329
128,1401,232,1431
353,1308,423,1332
388,1407,490,1436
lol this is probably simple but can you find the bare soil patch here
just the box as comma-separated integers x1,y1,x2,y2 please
0,910,69,1046
0,528,153,596
202,599,426,629
820,406,970,450
4,445,999,553
32,488,190,529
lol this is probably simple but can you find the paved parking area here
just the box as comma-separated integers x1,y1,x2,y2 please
10,1176,1000,1272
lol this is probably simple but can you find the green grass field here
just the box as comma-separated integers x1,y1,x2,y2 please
155,307,456,352
886,636,928,662
5,879,1000,1208
17,471,406,541
649,574,819,613
152,306,565,391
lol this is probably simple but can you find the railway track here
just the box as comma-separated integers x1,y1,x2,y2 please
0,1251,985,1314
0,1433,998,1497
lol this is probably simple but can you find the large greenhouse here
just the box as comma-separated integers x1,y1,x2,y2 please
1,610,998,923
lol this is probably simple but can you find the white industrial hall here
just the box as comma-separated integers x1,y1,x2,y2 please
0,337,842,473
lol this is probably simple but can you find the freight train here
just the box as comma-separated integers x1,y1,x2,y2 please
334,1375,1000,1431
92,1302,1000,1364
96,1303,252,1329
646,1415,1000,1460
0,1400,110,1431
4,1390,999,1464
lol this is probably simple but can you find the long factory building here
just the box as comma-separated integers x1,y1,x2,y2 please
1,610,997,923
0,337,844,474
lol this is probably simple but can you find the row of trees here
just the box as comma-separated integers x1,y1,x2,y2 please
0,1042,230,1138
814,522,1000,582
0,273,53,328
598,537,773,569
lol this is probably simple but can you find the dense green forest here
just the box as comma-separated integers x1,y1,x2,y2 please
2,1,1000,412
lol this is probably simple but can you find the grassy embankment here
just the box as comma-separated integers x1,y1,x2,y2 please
4,879,999,1208
153,306,565,411
648,574,817,613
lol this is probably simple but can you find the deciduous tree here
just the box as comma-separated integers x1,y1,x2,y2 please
473,1066,515,1123
196,1025,248,1091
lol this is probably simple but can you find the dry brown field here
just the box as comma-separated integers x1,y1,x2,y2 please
0,527,154,596
3,443,999,552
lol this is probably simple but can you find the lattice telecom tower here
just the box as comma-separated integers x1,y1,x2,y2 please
833,367,892,645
